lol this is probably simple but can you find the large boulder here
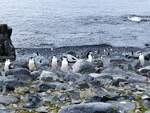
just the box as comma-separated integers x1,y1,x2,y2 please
0,24,16,61
58,102,119,113
72,59,96,74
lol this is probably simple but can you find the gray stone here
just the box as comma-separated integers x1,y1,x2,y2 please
40,70,59,82
5,68,32,81
38,82,67,92
72,59,96,74
0,96,19,105
58,102,119,113
23,93,41,108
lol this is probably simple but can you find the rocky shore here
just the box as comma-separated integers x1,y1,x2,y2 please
0,44,150,113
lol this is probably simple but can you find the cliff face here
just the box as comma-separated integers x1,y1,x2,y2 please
0,24,16,61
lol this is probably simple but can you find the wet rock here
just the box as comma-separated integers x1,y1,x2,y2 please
0,24,16,61
0,96,19,105
58,102,119,113
72,59,96,74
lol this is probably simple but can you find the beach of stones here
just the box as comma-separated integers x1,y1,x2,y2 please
1,44,150,113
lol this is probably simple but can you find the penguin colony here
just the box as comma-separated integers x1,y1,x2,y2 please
3,50,145,73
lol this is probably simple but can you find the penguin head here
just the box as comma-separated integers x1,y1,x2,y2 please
36,52,39,56
52,55,56,59
62,57,68,62
131,51,134,55
86,51,93,58
30,57,33,59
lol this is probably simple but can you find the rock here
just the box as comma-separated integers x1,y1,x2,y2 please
142,96,150,110
23,93,41,108
63,54,78,63
64,72,80,82
0,24,16,61
40,70,59,82
77,74,94,83
138,66,150,73
0,109,15,113
36,106,49,113
110,58,130,70
0,76,27,92
58,102,119,113
14,87,30,95
5,68,32,81
0,96,19,105
38,82,67,92
67,51,77,57
78,82,90,90
113,101,135,113
110,58,128,66
72,59,96,74
112,78,127,87
30,71,41,80
66,89,80,102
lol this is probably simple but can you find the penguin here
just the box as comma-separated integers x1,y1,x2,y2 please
4,59,12,72
28,57,36,71
139,52,145,67
61,57,69,72
51,56,58,69
87,51,93,62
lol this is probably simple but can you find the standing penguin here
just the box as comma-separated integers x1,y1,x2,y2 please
139,52,145,67
51,56,58,69
87,51,93,62
61,57,69,72
28,57,36,71
4,59,11,72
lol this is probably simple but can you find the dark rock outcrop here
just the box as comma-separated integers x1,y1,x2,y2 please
0,24,15,61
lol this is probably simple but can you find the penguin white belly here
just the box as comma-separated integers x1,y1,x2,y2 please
4,60,11,72
61,60,69,72
87,55,92,62
28,60,36,71
52,59,58,69
139,55,144,66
